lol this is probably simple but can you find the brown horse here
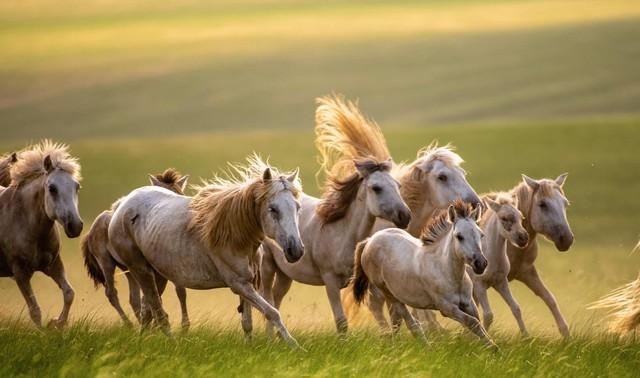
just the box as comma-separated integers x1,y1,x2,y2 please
81,169,190,328
0,141,83,327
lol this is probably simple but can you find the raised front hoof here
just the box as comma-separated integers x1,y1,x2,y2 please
46,318,67,329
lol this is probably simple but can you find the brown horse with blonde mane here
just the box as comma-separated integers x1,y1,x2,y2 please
82,168,190,328
0,141,83,327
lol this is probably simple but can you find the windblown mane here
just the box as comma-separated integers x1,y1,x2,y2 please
153,168,186,194
0,152,17,187
420,199,474,245
9,140,81,185
314,94,392,224
393,143,465,211
189,155,301,251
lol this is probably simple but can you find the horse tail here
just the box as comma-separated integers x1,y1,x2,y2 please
81,234,106,288
591,271,640,333
352,238,370,305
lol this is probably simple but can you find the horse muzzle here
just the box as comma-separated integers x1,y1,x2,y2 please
393,209,412,229
282,237,304,263
64,218,84,238
472,256,488,275
554,232,574,252
515,231,529,248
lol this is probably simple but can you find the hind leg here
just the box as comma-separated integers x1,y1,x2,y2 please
43,255,75,328
125,272,143,323
367,286,390,331
13,266,42,327
100,258,133,326
175,286,190,331
132,268,170,334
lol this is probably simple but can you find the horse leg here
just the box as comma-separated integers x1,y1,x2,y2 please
367,286,390,331
259,249,278,337
494,279,528,336
13,266,42,327
413,309,446,334
175,286,190,331
229,280,300,349
101,258,133,327
439,301,496,349
43,255,75,328
518,266,569,338
240,298,253,340
322,273,348,334
131,268,170,335
125,272,142,323
267,271,292,337
384,295,426,344
472,282,494,331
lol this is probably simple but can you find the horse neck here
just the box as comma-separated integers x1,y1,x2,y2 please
433,231,467,281
514,184,538,244
482,212,507,260
340,183,376,244
12,177,54,233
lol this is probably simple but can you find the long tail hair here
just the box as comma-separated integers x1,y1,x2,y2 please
352,238,370,305
81,235,106,288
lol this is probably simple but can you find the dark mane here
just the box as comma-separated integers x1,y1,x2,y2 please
316,158,391,225
420,199,474,245
0,152,17,187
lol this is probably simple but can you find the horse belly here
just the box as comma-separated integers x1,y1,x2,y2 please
273,247,324,285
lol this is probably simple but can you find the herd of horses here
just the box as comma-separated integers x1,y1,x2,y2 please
1,95,582,349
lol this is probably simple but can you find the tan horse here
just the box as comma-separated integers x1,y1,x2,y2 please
0,141,83,327
470,192,529,335
506,174,574,337
108,156,304,346
82,169,190,328
260,95,411,334
351,200,496,348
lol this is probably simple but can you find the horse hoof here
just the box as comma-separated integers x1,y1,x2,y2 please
46,319,65,329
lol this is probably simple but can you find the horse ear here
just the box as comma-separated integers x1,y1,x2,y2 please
485,198,501,213
287,168,299,183
522,174,540,190
10,152,17,163
262,167,272,181
555,172,568,187
471,205,482,222
176,175,190,192
148,174,161,186
354,160,370,177
447,204,456,223
43,155,54,173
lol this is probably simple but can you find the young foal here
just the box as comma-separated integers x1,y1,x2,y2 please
506,174,574,337
0,141,83,327
470,193,529,335
82,169,190,328
260,95,411,335
351,201,496,348
108,157,304,345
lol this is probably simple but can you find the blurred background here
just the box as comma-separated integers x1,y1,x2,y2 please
1,0,639,335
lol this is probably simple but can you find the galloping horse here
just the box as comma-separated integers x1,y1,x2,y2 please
0,141,83,327
82,169,190,328
108,156,304,346
260,95,411,334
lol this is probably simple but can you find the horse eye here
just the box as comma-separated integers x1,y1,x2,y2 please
539,201,547,209
268,206,278,214
48,184,57,194
438,174,448,182
371,185,382,194
456,234,464,242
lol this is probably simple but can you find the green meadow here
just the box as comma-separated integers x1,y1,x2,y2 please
1,0,640,376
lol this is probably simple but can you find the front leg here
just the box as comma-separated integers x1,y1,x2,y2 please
517,266,569,338
322,272,348,334
43,255,75,328
494,279,528,336
13,266,42,327
439,301,496,349
175,286,190,331
472,281,494,331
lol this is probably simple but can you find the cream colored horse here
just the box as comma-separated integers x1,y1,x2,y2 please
108,156,304,346
471,192,529,335
260,95,411,334
82,169,190,328
351,201,496,348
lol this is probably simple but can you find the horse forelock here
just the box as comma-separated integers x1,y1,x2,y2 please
9,140,81,185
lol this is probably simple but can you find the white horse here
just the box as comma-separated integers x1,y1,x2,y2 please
351,200,496,348
470,192,529,335
108,156,304,346
260,95,411,334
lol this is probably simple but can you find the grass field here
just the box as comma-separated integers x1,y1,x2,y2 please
1,0,640,376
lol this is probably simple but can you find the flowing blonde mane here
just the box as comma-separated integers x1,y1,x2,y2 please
189,155,301,251
420,199,474,245
9,140,81,185
393,143,464,212
314,94,392,224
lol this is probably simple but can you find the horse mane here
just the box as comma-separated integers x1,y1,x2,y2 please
314,94,392,224
394,143,465,211
316,158,392,224
0,152,17,187
153,168,186,194
189,155,301,251
9,140,81,185
420,199,474,245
